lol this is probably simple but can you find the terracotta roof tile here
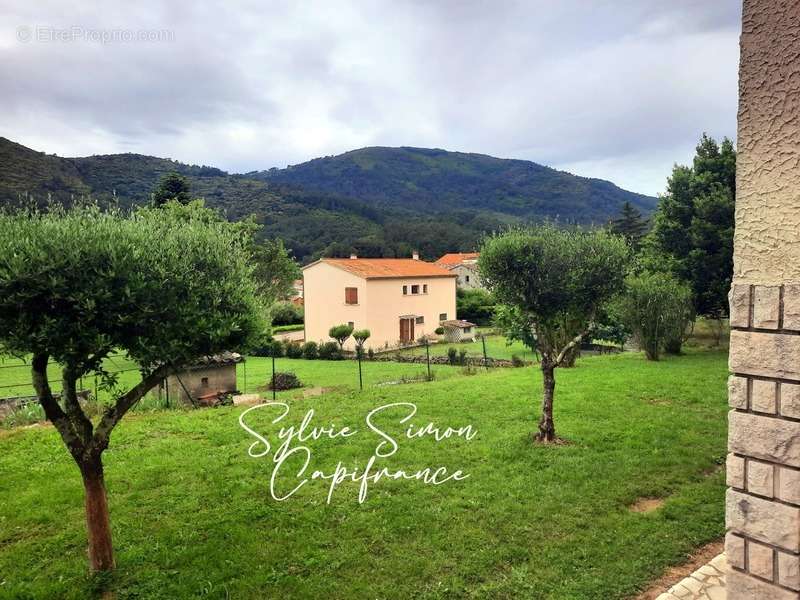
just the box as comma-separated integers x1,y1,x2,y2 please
316,258,456,279
435,252,480,267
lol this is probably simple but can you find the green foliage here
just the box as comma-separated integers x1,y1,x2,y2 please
447,347,458,365
610,201,648,251
252,339,284,358
253,239,301,302
301,341,318,360
151,171,191,206
456,287,496,324
317,341,343,360
328,324,354,349
0,202,266,370
284,341,303,359
480,226,629,364
647,134,735,318
367,348,375,360
620,272,694,361
271,302,304,326
0,138,657,264
434,327,445,335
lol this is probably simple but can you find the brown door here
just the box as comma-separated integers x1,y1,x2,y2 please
400,318,415,342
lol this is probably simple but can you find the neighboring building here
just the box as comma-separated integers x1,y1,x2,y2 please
289,279,304,306
163,352,243,406
435,253,483,290
441,320,477,343
302,255,456,350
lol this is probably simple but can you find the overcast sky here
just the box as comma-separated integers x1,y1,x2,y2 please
1,1,741,196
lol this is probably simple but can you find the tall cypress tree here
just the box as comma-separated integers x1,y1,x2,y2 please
648,134,736,318
610,201,648,250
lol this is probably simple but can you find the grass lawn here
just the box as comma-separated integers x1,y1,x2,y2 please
0,350,728,599
393,333,538,362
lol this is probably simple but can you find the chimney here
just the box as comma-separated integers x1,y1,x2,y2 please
350,253,358,260
412,250,419,260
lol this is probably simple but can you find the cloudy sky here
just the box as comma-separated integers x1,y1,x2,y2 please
1,1,741,196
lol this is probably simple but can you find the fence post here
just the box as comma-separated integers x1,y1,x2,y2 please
481,334,489,370
425,338,432,381
271,354,276,401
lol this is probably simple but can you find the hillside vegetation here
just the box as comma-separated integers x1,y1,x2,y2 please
0,138,656,263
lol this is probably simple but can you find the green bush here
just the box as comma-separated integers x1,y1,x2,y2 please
302,341,318,360
252,339,284,357
434,326,445,335
510,354,525,367
621,272,694,361
272,302,304,326
284,341,303,358
458,349,468,365
329,324,354,349
456,288,496,325
317,341,342,360
447,347,458,365
367,348,375,360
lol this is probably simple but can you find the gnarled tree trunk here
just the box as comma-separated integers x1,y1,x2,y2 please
80,456,114,571
537,360,556,442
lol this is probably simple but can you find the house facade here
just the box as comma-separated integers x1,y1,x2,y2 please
435,253,484,290
303,256,456,350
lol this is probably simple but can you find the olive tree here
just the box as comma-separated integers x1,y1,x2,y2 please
479,226,628,442
0,203,267,571
329,324,354,350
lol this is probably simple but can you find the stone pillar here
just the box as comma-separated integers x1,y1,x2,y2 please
726,1,800,598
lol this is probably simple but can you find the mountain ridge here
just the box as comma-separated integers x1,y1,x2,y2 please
0,137,656,262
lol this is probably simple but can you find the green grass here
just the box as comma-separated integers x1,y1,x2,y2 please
0,350,728,599
394,334,538,362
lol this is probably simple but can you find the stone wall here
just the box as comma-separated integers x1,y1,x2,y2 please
727,3,800,597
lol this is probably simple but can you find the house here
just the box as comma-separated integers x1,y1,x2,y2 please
435,253,484,290
302,254,457,350
289,279,304,306
163,352,243,406
441,320,477,343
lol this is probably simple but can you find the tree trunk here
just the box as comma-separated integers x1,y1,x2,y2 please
536,361,557,442
80,457,115,571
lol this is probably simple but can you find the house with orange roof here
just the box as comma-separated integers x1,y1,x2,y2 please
302,252,456,350
434,252,484,290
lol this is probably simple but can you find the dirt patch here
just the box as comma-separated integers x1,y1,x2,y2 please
302,386,335,398
633,539,724,600
644,397,672,406
629,497,665,513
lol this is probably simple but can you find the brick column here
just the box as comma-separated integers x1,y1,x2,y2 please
726,2,800,598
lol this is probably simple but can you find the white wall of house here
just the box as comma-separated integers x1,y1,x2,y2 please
303,261,367,348
365,277,456,349
303,262,456,350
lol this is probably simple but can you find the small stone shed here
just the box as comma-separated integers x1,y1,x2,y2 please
164,352,243,406
440,320,477,343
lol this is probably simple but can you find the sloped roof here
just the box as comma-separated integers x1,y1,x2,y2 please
441,319,477,328
435,252,480,267
307,258,456,279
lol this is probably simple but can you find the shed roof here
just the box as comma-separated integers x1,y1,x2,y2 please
441,319,477,328
305,258,456,279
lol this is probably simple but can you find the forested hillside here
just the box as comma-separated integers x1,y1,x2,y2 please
0,138,656,262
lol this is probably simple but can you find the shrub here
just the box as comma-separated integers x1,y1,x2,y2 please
447,347,458,365
329,324,354,349
367,348,375,360
251,339,284,357
317,341,342,360
456,288,496,325
620,272,694,361
511,354,525,367
302,341,318,359
268,372,303,391
458,349,468,365
272,301,304,326
434,327,445,335
284,341,303,358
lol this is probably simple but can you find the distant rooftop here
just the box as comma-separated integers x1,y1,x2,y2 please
435,252,479,267
307,257,455,279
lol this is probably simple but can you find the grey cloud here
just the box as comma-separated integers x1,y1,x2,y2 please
0,0,741,195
